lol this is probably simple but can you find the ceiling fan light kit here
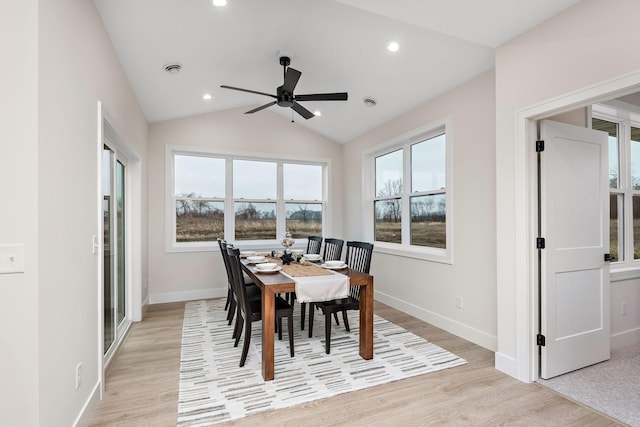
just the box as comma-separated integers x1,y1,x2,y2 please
221,56,348,119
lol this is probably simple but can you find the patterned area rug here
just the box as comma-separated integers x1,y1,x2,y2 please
177,299,466,426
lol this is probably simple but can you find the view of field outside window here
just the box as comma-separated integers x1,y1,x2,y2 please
175,155,225,242
592,117,640,262
284,163,322,238
374,134,446,248
375,149,402,243
631,126,640,259
174,154,323,242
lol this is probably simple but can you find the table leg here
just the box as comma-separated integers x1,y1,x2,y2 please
262,287,276,381
359,278,374,359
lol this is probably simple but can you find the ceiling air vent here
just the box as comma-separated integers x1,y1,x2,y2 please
163,63,182,74
363,97,377,107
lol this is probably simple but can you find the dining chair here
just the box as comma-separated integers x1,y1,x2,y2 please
218,238,259,327
308,241,374,354
226,246,295,366
217,238,234,313
322,238,344,262
306,235,323,254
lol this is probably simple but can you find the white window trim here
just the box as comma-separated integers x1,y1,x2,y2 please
593,102,640,273
164,144,331,253
362,115,454,264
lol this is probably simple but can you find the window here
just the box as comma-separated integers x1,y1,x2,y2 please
174,155,225,242
167,147,326,251
368,118,452,263
593,104,640,265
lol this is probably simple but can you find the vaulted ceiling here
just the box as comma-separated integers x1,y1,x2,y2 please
95,0,580,143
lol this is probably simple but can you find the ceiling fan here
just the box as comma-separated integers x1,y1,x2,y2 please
220,56,348,119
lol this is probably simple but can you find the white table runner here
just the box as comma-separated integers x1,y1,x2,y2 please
290,270,349,303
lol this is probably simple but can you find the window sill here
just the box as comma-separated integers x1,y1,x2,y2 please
373,242,452,265
610,264,640,282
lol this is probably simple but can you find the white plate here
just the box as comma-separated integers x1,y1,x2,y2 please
321,263,348,270
255,266,282,274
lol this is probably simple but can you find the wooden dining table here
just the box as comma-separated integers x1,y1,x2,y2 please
241,258,374,381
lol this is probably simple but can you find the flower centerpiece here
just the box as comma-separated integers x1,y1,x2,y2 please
280,229,295,265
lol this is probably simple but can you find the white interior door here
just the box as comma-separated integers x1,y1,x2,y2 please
539,119,610,379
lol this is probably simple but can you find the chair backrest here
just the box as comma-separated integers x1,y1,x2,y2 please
323,238,344,261
345,241,374,300
226,246,250,315
217,238,233,288
306,236,323,254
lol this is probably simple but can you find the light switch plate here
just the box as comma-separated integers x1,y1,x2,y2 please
0,244,25,274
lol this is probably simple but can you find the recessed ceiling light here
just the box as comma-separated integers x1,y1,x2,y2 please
386,41,400,53
313,110,322,117
212,0,227,6
202,93,212,100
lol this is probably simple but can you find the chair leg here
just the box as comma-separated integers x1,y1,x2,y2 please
287,314,294,357
233,312,243,347
240,318,252,367
324,312,332,354
300,302,306,330
333,312,340,326
342,310,350,332
224,288,231,310
277,317,283,341
308,303,315,338
227,298,236,325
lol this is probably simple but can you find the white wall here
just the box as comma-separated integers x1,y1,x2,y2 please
343,70,497,350
495,0,640,380
0,0,149,425
147,108,344,303
0,0,39,425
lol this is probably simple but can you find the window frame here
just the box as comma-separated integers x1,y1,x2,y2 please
592,102,640,272
363,116,453,264
165,145,330,252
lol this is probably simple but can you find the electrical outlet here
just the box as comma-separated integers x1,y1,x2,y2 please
456,296,463,309
75,362,82,389
622,302,627,316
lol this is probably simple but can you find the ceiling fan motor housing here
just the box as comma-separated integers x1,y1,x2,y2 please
277,86,294,107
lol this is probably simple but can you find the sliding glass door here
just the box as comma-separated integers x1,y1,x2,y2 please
103,144,127,356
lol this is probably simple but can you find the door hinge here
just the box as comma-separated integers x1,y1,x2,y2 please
536,237,545,249
536,140,544,152
537,334,546,346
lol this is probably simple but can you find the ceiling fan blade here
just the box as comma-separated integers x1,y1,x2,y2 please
221,85,276,99
245,101,277,114
295,92,348,102
282,68,301,94
291,102,315,120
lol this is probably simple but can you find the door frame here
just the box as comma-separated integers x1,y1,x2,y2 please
97,102,143,395
511,70,640,383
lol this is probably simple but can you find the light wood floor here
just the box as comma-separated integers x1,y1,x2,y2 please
90,300,622,426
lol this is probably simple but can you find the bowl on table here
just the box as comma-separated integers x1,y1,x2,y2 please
246,255,267,264
325,260,346,268
291,249,304,256
240,251,256,258
255,262,278,271
303,254,321,261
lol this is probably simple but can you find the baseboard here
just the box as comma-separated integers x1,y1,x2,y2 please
494,352,518,379
149,287,226,304
374,290,497,352
611,327,640,350
73,380,101,427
